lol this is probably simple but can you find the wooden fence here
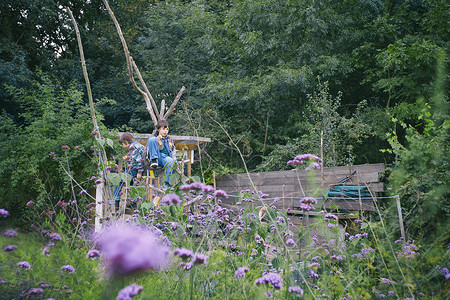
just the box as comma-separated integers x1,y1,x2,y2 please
216,163,385,212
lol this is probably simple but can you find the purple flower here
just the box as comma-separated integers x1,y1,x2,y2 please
0,209,9,217
61,265,75,273
396,240,420,259
213,189,229,199
3,229,17,237
96,223,169,275
86,249,101,259
288,286,304,297
26,201,35,207
61,145,70,150
254,272,283,289
380,278,396,285
192,253,208,265
48,232,62,241
17,261,31,269
173,248,194,261
4,245,17,251
26,288,44,295
299,197,317,211
161,193,180,206
91,130,99,136
235,267,249,278
116,283,143,300
287,154,322,167
285,238,296,246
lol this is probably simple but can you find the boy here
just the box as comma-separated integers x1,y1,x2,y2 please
115,132,145,207
147,119,176,189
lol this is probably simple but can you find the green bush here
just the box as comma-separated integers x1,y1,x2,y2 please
0,72,100,224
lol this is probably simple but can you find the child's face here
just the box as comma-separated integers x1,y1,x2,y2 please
159,126,169,137
121,141,130,149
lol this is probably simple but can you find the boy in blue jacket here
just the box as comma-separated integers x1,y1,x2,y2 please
147,119,176,189
115,132,145,207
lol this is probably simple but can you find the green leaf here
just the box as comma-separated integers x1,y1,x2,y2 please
106,138,114,148
121,173,132,185
170,173,180,185
96,138,105,147
107,173,121,187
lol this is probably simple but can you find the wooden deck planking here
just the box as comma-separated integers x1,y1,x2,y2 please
216,163,385,211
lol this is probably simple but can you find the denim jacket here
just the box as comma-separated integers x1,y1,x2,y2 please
127,141,145,174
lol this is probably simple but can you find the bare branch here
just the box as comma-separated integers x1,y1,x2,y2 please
102,0,159,124
164,86,186,119
131,58,160,119
159,99,166,120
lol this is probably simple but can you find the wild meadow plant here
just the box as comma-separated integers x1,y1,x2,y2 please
1,152,449,299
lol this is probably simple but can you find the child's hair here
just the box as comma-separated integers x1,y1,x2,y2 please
118,132,134,144
156,119,170,130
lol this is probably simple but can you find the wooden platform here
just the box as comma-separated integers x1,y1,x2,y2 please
216,163,385,212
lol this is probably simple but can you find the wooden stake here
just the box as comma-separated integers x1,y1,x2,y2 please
320,130,324,187
396,196,406,240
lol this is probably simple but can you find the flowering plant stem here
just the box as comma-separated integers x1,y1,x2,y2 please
189,268,196,300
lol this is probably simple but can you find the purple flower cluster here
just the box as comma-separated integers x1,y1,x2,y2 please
396,240,420,259
287,154,322,170
436,266,450,280
213,189,229,199
48,232,62,241
3,229,17,237
299,197,317,211
61,265,75,273
161,193,181,206
235,266,249,278
288,286,304,297
173,248,194,261
17,261,31,269
4,245,17,251
180,182,214,193
96,223,169,276
116,283,143,300
192,253,208,265
26,201,35,207
254,272,283,289
86,249,101,259
0,208,9,217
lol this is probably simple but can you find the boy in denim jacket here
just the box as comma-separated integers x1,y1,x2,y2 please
115,132,145,207
147,119,176,189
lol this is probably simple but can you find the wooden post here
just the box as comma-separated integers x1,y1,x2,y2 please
320,130,324,187
213,171,217,205
282,184,285,211
187,150,192,177
95,182,104,232
396,196,406,240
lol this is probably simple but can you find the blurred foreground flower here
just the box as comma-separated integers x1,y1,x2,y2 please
61,265,75,273
0,209,9,217
161,193,180,205
96,223,169,276
235,266,249,278
254,272,283,289
86,249,101,259
17,261,31,270
3,229,17,237
117,283,143,300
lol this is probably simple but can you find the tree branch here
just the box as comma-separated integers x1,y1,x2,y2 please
164,86,186,120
